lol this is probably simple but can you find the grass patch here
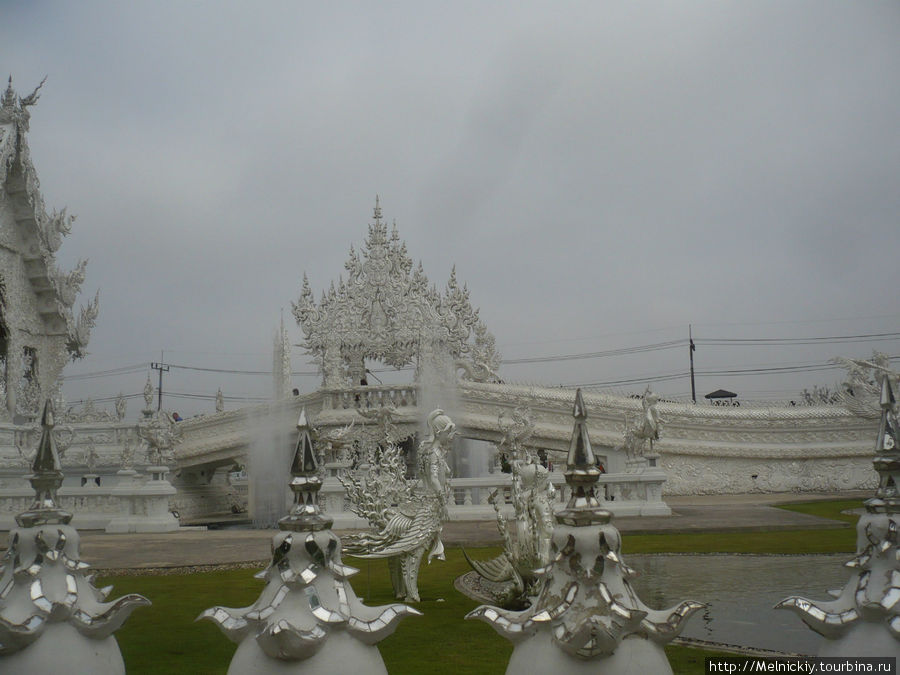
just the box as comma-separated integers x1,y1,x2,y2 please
102,500,861,673
623,528,856,555
104,549,732,674
775,499,864,525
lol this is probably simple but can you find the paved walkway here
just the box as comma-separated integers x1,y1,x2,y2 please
1,491,868,570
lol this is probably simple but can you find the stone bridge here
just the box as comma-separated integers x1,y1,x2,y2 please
172,380,878,521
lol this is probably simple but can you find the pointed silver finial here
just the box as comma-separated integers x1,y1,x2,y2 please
16,400,73,527
867,375,900,514
556,389,609,526
279,408,332,531
881,374,896,411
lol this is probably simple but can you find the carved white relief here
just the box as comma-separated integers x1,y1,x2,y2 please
293,198,500,386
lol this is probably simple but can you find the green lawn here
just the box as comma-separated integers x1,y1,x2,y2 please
101,499,865,674
106,550,732,675
775,499,864,525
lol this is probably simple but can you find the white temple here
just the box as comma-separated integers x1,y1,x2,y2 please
0,87,883,530
0,79,178,532
0,77,98,422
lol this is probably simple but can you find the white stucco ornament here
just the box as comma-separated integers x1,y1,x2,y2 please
292,198,500,388
0,400,149,674
341,408,456,602
778,373,900,658
201,409,420,674
467,389,703,674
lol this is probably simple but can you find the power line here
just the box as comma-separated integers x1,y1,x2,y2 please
62,364,149,381
59,332,900,383
695,331,900,346
502,340,685,365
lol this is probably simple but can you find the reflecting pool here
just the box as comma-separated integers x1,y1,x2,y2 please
628,554,849,655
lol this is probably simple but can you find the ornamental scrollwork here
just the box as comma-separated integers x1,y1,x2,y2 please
292,198,501,386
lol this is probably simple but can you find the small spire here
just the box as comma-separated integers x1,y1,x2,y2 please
16,400,73,527
566,389,596,469
279,408,333,531
2,75,16,109
556,389,608,526
373,195,382,223
881,374,896,410
867,375,900,514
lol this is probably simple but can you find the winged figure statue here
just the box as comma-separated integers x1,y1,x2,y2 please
342,409,457,602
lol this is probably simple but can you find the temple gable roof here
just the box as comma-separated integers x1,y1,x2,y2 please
292,198,500,382
0,77,98,359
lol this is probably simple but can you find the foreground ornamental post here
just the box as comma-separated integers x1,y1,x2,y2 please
778,373,900,657
0,401,150,674
467,389,702,674
201,410,420,674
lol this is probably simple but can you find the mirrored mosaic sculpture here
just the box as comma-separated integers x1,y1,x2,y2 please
0,400,150,674
200,409,420,674
778,372,900,658
341,408,456,602
465,406,556,608
467,389,703,674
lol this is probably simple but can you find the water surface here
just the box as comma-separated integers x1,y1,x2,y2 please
628,554,850,655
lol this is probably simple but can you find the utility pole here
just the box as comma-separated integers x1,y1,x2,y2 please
689,325,697,404
150,355,169,411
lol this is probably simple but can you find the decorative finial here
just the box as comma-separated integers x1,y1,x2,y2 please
16,399,73,527
278,408,333,531
2,75,16,109
777,369,900,653
467,390,702,670
868,374,900,514
373,194,382,222
201,407,420,670
556,388,608,526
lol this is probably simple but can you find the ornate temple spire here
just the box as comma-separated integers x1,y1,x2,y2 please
2,75,15,110
292,201,501,386
278,409,333,532
556,389,608,527
16,400,73,527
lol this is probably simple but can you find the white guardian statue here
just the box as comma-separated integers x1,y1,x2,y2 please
341,408,456,602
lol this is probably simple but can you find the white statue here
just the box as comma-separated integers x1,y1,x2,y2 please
466,407,556,607
834,351,899,419
142,375,154,412
622,386,663,461
215,388,225,414
115,392,127,421
341,408,456,602
137,411,182,465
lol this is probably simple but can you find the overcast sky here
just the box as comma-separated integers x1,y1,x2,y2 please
3,2,899,417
